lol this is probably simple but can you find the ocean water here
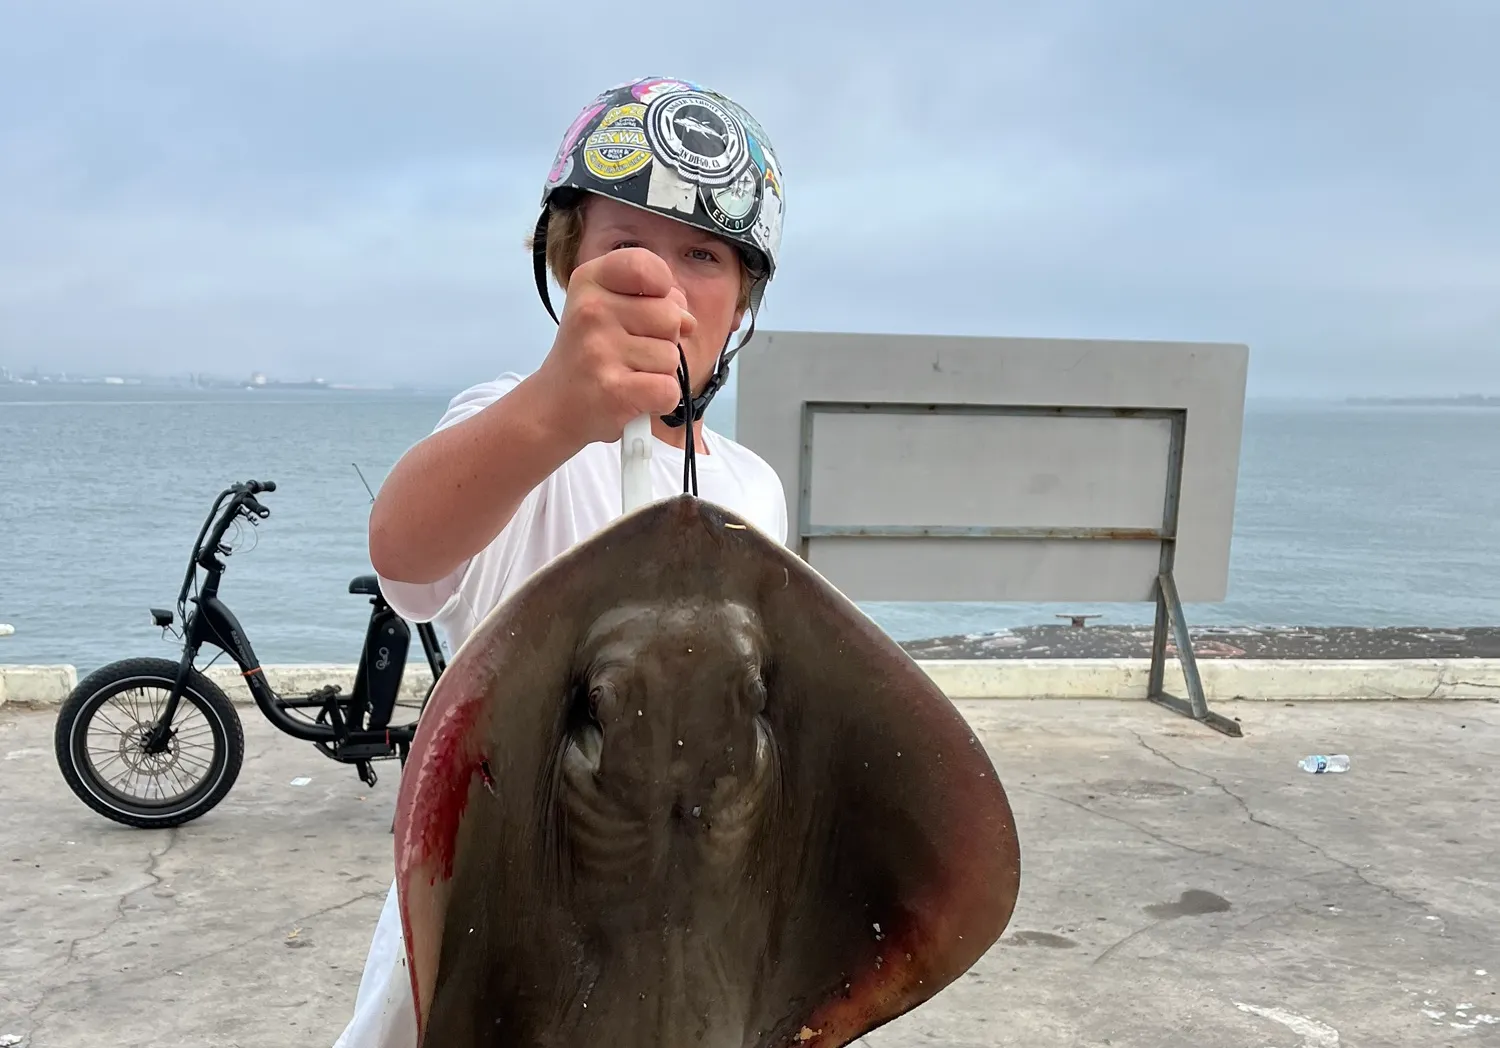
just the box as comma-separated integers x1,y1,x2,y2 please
2,383,1498,674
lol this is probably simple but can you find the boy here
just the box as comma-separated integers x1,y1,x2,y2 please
332,75,789,1048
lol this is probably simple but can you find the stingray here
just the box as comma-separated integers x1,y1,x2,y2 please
392,493,1021,1047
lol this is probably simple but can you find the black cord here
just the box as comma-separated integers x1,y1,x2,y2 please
675,343,698,497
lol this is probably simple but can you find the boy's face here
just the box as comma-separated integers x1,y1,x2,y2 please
574,194,747,395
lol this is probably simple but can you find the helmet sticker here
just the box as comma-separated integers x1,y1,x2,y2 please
745,135,767,174
645,92,749,187
583,103,653,181
726,101,773,157
632,78,698,105
703,164,762,233
752,188,782,259
751,153,783,259
646,159,697,215
548,101,605,185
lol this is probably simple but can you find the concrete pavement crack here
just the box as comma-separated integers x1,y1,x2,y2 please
1091,918,1164,967
65,828,177,967
1372,679,1499,701
1128,731,1433,914
26,829,180,1038
18,884,391,1035
1098,867,1420,968
1231,899,1307,933
137,886,391,984
1012,784,1283,873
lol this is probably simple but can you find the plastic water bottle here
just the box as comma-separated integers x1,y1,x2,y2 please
1298,754,1350,774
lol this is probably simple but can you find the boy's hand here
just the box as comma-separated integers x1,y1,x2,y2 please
537,247,696,448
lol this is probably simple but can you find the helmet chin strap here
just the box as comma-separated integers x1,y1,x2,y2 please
659,312,757,428
531,207,762,429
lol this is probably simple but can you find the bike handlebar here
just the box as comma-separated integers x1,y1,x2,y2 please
195,481,276,564
237,479,274,520
175,479,279,606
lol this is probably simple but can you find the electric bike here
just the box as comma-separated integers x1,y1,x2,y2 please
52,478,447,829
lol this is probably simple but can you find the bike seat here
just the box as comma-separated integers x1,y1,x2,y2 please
348,574,382,597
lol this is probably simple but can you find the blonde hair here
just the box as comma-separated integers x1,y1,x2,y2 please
526,195,753,312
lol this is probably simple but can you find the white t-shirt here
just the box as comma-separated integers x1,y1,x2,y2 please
332,372,789,1048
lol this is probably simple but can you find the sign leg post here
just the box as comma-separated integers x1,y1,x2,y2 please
1147,571,1243,737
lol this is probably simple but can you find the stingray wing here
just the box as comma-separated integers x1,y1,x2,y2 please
740,512,1021,1044
393,495,1020,1047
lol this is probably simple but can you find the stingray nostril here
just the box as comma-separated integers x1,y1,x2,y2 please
478,759,496,795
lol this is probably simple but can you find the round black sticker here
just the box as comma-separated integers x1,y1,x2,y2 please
645,91,749,188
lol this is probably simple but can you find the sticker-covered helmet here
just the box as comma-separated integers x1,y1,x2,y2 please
530,76,786,425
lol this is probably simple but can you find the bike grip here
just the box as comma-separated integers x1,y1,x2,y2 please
620,413,652,514
241,495,269,517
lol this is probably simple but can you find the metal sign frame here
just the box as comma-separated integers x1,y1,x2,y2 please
796,400,1237,736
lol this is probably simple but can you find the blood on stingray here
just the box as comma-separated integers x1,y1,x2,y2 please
393,494,1020,1047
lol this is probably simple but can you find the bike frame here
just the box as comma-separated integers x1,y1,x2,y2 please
143,482,446,766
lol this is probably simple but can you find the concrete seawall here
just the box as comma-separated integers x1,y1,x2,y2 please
3,658,1499,708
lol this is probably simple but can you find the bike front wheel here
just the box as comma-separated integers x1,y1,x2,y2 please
53,656,245,829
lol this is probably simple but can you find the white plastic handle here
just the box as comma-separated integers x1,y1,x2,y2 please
620,412,653,514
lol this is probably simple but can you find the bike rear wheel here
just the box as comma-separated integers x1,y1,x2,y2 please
53,656,245,829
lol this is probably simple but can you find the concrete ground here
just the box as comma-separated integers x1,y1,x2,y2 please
2,698,1497,1048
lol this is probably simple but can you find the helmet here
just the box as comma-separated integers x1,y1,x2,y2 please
531,76,786,426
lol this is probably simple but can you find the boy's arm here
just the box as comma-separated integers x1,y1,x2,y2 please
368,372,577,586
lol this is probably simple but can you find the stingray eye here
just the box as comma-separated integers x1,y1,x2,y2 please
588,680,617,722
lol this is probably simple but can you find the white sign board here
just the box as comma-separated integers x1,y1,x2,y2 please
735,331,1249,605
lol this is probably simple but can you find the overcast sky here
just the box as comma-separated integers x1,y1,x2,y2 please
1,0,1495,397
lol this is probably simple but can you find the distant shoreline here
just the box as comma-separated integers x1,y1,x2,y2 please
1346,394,1500,407
0,381,442,400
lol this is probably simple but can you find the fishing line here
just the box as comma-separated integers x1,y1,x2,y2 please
675,343,698,497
